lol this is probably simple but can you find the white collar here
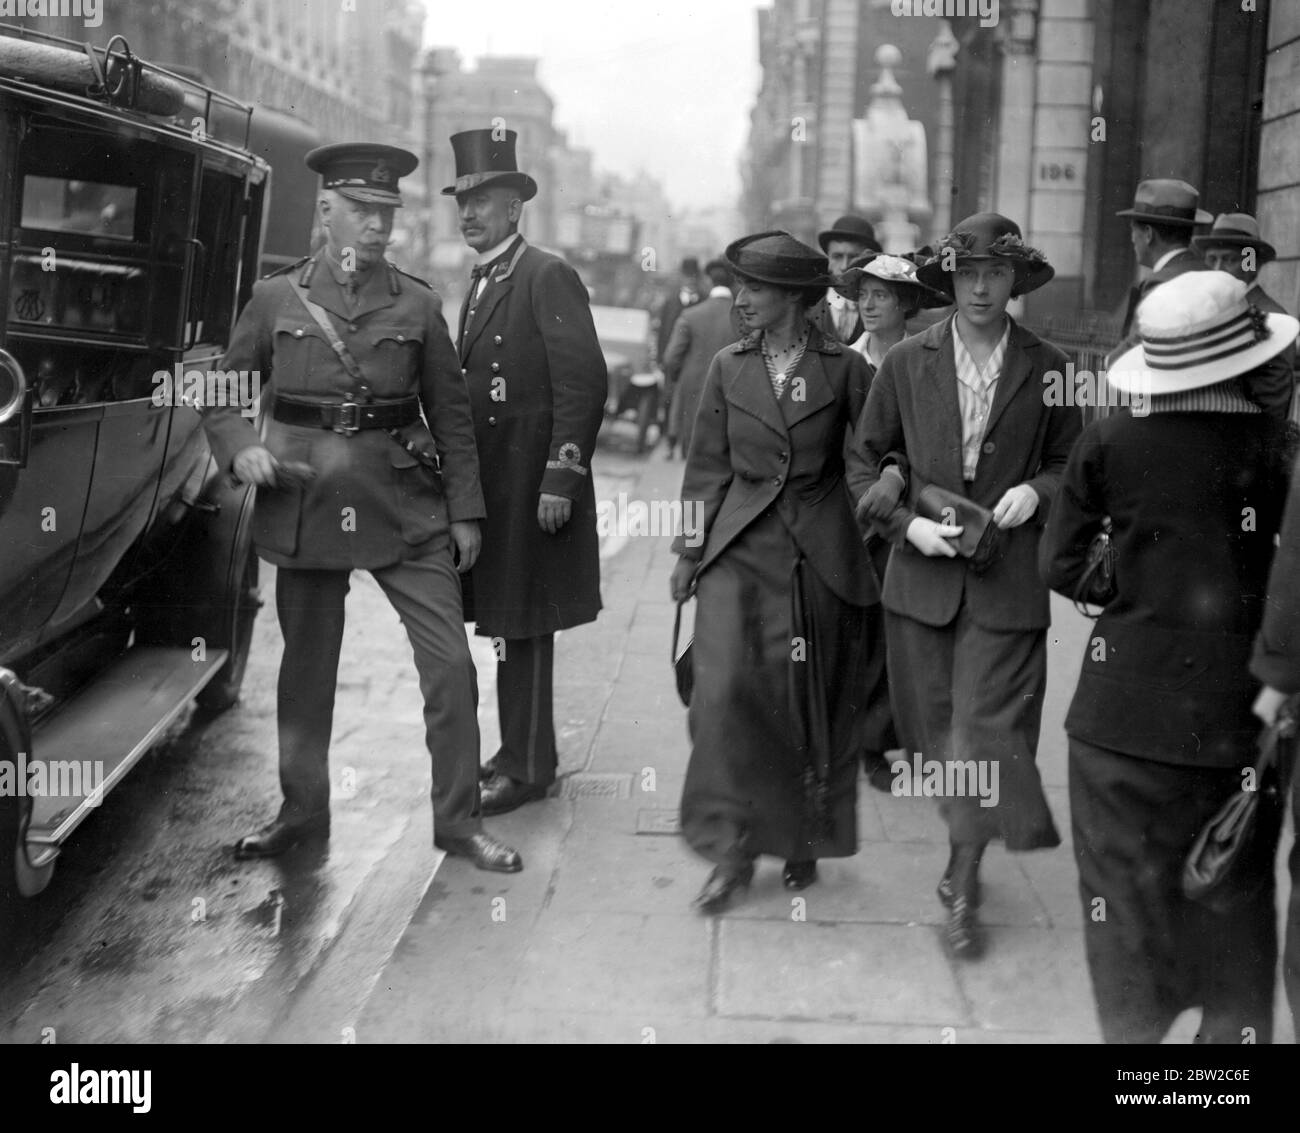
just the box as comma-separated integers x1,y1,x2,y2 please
475,233,520,268
827,288,852,311
708,285,732,298
1151,247,1186,274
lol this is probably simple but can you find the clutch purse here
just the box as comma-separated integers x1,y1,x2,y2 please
672,599,694,707
916,485,1004,574
1072,518,1117,617
1182,696,1297,915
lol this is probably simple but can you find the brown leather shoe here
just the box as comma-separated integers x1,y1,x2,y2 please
480,771,549,816
434,831,523,873
234,814,329,859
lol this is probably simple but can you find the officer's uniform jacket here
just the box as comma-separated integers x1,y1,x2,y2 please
203,254,485,570
458,236,607,637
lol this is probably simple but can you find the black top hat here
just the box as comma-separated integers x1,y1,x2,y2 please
1190,213,1277,264
724,230,828,288
306,142,418,207
916,212,1055,297
817,215,882,254
442,128,538,201
1116,179,1213,227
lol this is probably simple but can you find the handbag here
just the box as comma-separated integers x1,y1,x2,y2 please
672,598,694,707
915,485,1004,574
1182,695,1298,915
1072,518,1117,617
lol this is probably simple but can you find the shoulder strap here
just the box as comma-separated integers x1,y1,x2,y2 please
290,283,368,393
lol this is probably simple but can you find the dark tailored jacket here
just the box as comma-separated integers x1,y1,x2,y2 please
662,292,740,449
203,255,484,571
1042,409,1291,766
656,286,702,362
1115,248,1209,345
847,314,1082,631
1252,450,1300,695
808,292,862,345
458,237,608,637
670,326,878,608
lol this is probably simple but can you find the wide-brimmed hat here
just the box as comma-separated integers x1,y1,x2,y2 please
724,230,829,288
306,142,418,207
817,215,882,254
441,128,538,201
1191,212,1277,265
916,213,1055,297
1106,271,1299,395
834,252,950,308
1116,179,1213,227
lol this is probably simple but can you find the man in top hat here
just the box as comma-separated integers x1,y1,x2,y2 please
1114,179,1213,344
810,215,882,344
202,143,522,871
445,128,608,815
1193,212,1297,421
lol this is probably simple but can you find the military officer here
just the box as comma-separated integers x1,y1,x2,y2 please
446,128,608,814
203,142,521,872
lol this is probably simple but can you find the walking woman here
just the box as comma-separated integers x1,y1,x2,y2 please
669,231,881,914
1044,271,1297,1043
848,213,1081,958
836,253,949,790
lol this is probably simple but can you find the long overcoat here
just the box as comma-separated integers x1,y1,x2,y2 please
457,238,608,637
203,255,484,570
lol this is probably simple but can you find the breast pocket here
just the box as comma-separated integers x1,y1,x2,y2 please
271,317,335,395
370,326,425,393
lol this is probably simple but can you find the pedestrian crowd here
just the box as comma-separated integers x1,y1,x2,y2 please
202,123,1300,1046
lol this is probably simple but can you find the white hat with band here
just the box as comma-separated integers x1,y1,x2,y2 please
1106,271,1299,395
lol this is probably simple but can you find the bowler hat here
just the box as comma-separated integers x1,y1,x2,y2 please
817,215,882,254
442,128,538,201
724,230,828,288
834,251,950,308
1116,179,1213,227
306,142,418,207
916,213,1054,297
1191,213,1276,265
1107,271,1299,396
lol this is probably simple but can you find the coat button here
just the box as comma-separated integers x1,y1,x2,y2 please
396,334,406,343
491,362,501,373
778,452,788,463
772,476,782,487
294,328,304,338
349,323,359,332
488,416,497,426
982,441,995,454
462,368,468,376
494,335,503,346
1184,656,1195,667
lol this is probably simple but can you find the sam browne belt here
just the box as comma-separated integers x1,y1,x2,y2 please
273,395,419,435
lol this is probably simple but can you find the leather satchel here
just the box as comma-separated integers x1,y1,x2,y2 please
1072,518,1117,617
1182,696,1297,915
916,485,1004,574
672,599,693,707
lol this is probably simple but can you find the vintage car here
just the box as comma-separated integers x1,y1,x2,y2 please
0,25,285,915
590,303,659,453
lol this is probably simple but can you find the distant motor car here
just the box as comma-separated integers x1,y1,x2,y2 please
590,304,659,453
0,24,281,915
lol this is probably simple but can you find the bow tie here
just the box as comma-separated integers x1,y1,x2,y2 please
471,263,492,282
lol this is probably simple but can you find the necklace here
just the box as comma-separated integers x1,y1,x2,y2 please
761,327,808,398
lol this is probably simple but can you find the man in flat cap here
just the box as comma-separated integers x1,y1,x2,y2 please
202,142,522,872
445,127,608,815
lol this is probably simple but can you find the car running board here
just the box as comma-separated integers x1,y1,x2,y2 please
22,646,229,852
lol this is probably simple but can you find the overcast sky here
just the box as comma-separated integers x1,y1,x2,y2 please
424,0,763,212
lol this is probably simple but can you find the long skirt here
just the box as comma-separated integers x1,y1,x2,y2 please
1070,736,1278,1044
885,601,1059,850
681,508,874,866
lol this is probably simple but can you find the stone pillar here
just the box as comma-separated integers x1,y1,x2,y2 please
1259,2,1300,314
815,0,861,223
992,0,1039,228
927,20,959,242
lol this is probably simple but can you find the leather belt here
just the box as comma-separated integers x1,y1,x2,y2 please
274,396,418,435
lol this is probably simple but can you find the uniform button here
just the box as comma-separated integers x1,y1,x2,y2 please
294,328,305,338
462,368,468,376
1183,656,1195,667
468,308,476,317
491,362,501,373
349,324,359,332
772,476,782,487
494,335,503,346
982,441,995,454
396,334,406,343
488,416,497,426
778,452,788,463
